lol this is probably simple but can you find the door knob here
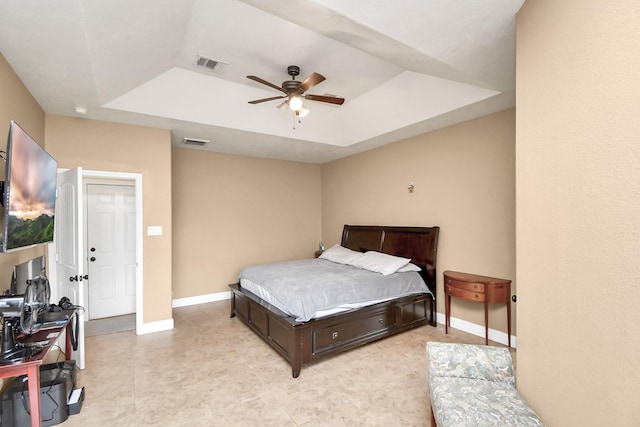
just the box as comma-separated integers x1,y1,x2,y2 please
90,257,96,262
90,247,96,252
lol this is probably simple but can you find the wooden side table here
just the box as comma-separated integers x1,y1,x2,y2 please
443,270,511,347
0,319,72,427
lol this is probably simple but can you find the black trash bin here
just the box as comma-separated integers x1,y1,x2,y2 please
1,360,77,427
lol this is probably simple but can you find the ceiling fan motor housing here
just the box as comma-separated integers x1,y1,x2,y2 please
282,80,301,92
287,65,300,77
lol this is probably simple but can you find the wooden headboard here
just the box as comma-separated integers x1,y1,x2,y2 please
340,225,440,296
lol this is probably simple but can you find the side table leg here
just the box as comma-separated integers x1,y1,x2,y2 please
66,322,73,360
507,299,512,347
484,300,489,345
26,365,41,427
445,294,450,334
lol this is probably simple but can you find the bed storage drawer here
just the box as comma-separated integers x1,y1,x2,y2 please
312,308,398,354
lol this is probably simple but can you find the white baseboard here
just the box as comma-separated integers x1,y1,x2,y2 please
172,291,231,308
134,291,232,335
436,312,517,348
136,318,175,335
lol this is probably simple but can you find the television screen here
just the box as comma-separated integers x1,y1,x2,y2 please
0,121,58,252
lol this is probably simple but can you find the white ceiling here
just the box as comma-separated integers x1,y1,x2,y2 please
0,0,524,164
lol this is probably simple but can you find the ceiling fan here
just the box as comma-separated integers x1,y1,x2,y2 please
247,65,345,116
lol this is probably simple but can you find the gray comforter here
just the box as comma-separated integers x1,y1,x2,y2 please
239,258,430,322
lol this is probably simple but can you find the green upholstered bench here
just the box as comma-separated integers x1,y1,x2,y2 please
426,342,545,427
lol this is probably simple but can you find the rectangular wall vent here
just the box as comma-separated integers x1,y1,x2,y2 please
181,137,210,147
194,55,228,74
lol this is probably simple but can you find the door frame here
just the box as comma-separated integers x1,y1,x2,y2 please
83,170,143,334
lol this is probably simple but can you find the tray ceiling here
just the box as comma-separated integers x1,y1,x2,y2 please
0,0,524,163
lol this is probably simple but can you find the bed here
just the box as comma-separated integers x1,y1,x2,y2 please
229,224,440,378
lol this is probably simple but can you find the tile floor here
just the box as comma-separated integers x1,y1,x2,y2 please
60,300,511,426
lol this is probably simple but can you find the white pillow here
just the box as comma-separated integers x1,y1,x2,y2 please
351,251,411,276
319,244,364,265
397,262,421,273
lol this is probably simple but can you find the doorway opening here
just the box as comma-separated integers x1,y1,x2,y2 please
82,171,143,335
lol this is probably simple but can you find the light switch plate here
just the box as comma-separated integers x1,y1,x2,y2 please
147,226,162,236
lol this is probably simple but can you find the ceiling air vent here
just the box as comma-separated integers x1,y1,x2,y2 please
194,55,228,74
181,137,210,147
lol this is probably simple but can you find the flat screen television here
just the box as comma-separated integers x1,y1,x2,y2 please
0,121,58,253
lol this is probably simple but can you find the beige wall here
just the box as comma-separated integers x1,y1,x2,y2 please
171,148,321,298
44,115,173,324
0,54,48,291
321,109,516,335
516,1,640,425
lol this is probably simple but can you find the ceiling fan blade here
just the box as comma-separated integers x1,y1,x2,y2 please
304,94,345,105
248,95,287,104
246,75,286,93
298,73,326,93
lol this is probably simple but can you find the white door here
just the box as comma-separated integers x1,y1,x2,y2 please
52,167,85,369
86,183,136,319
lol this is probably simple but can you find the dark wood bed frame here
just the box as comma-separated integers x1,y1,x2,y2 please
229,225,440,378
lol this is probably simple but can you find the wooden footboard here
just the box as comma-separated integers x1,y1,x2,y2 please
230,282,435,378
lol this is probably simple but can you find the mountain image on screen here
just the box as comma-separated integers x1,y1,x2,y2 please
6,214,54,250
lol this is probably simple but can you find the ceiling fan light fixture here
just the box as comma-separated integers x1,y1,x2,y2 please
289,95,303,111
276,101,289,112
298,106,310,118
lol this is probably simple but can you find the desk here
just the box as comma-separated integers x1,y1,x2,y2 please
0,317,71,427
443,271,511,347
